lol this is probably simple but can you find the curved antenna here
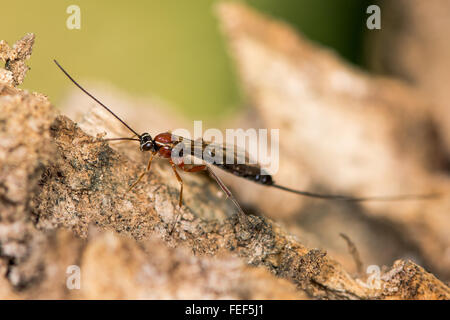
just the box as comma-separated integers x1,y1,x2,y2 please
271,183,439,202
54,59,140,138
102,137,140,142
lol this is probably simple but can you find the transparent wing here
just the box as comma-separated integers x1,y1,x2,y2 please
169,134,267,180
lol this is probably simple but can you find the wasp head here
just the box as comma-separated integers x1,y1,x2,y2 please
139,133,155,152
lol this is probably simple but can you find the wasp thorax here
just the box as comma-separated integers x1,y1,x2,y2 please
140,133,154,152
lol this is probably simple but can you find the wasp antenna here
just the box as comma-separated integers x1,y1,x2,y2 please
53,59,140,138
102,137,141,142
271,184,439,202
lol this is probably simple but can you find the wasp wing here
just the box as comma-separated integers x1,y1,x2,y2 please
169,134,271,183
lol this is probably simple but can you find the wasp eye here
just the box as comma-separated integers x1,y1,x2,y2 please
141,141,153,151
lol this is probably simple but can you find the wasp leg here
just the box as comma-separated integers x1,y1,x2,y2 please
127,151,156,193
179,164,207,173
168,159,185,235
169,159,184,207
205,165,249,225
179,163,245,218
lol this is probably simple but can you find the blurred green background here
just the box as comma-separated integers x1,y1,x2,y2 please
1,0,370,120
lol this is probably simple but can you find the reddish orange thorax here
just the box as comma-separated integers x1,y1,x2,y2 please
154,132,174,158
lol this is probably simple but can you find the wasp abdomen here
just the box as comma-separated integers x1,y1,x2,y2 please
213,163,273,185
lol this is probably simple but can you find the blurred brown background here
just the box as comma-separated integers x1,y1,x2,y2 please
1,0,371,119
